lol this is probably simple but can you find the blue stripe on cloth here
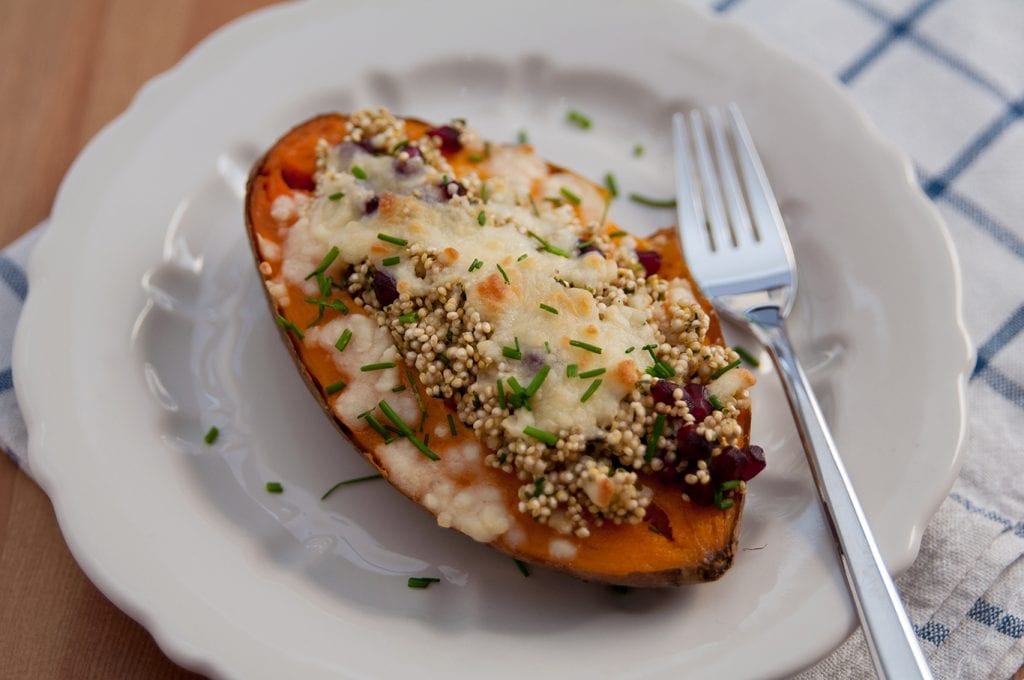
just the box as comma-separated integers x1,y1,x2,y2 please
972,305,1024,376
843,0,1012,101
914,621,950,646
924,98,1024,199
838,0,945,84
940,190,1024,260
712,0,744,12
0,254,28,301
974,363,1024,407
948,492,1023,533
969,598,1005,626
996,614,1024,639
0,367,11,394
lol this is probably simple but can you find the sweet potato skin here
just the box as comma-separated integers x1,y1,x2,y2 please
245,114,750,586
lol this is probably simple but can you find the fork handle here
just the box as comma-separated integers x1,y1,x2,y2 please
748,306,933,680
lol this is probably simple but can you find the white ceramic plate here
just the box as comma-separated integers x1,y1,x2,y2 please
14,1,971,678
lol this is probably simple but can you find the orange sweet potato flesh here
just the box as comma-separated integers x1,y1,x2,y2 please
245,114,750,587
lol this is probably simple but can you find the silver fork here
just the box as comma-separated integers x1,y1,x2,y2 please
671,105,932,680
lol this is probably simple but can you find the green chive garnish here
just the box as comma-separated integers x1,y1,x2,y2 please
468,258,483,272
628,193,677,208
496,379,507,410
709,394,725,411
204,426,219,445
721,480,742,491
392,140,409,153
496,263,510,284
580,379,602,403
361,362,396,372
526,230,571,258
377,233,408,246
335,328,353,352
566,109,592,130
517,253,528,262
351,166,368,180
407,577,440,589
569,339,602,354
532,478,546,497
734,346,761,368
304,246,340,281
506,376,526,396
517,129,529,144
360,411,392,440
325,380,347,395
328,192,344,201
382,255,400,266
603,173,619,198
567,364,578,378
275,315,304,339
513,559,530,577
391,384,406,393
710,359,741,380
544,341,552,354
609,230,627,238
577,367,606,379
266,482,283,493
539,303,558,315
560,187,582,205
633,143,644,157
524,365,551,398
645,413,667,462
524,426,558,445
320,474,384,500
447,413,458,436
625,346,635,354
717,497,735,510
642,343,658,350
481,182,490,203
502,337,522,360
477,210,486,226
398,312,418,324
379,400,439,460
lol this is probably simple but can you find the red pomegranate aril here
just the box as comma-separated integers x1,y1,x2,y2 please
281,165,316,192
710,446,747,482
372,269,399,307
427,125,462,154
636,249,662,277
683,382,712,421
651,379,680,406
740,445,766,481
675,424,710,463
364,195,380,214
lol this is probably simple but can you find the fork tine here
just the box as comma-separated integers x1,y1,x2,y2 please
708,107,756,244
671,112,710,254
726,103,790,252
689,110,733,251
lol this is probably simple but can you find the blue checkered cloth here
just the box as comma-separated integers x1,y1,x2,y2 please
2,1,1023,676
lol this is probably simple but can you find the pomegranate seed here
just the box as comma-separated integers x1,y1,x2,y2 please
651,379,680,406
683,383,712,421
372,269,399,307
364,195,380,214
740,445,766,481
675,425,709,463
710,447,747,482
636,250,661,277
427,126,462,154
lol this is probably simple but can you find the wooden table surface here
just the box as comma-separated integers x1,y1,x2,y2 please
0,2,274,677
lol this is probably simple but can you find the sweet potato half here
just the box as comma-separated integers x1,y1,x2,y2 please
244,113,756,587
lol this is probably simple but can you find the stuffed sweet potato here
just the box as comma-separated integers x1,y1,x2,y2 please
244,109,765,587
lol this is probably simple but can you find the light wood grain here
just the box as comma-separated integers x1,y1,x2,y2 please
0,1,274,677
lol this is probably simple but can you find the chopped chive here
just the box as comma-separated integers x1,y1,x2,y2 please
642,343,658,350
567,364,578,378
524,365,551,398
316,273,333,297
447,414,458,436
398,312,418,324
377,233,408,246
382,255,400,266
599,196,610,228
544,196,562,207
407,577,441,589
566,109,592,130
633,143,644,157
468,258,483,272
603,173,619,198
467,141,491,163
524,426,558,445
539,303,558,315
496,379,507,410
580,379,602,403
361,362,396,372
717,497,735,510
506,376,526,396
734,346,761,368
517,253,529,262
569,339,602,354
526,230,571,258
265,481,283,493
544,341,552,354
560,187,582,205
481,182,490,203
721,480,742,491
513,559,530,577
304,297,349,316
204,426,219,445
325,380,347,395
496,263,510,284
609,230,628,238
304,246,340,281
645,413,667,461
351,165,368,180
710,359,742,380
628,193,677,209
275,315,304,340
625,346,635,354
709,394,724,411
532,477,546,497
517,129,529,144
391,384,406,393
577,367,606,379
379,400,439,460
528,195,540,216
360,411,392,440
392,140,409,153
577,239,595,249
328,191,344,201
335,328,353,352
502,336,522,360
400,364,427,432
320,473,384,500
477,210,486,226
422,433,430,447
